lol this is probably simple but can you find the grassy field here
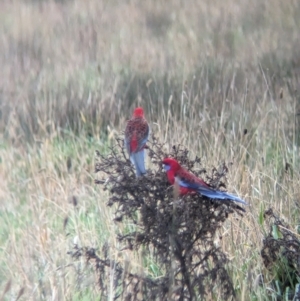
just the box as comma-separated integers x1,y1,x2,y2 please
1,0,300,300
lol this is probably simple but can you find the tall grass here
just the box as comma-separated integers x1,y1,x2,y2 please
1,0,300,299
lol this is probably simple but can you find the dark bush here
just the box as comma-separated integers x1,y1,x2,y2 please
261,208,300,300
69,135,246,300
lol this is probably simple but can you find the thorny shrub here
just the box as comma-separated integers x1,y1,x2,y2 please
69,135,246,300
261,209,300,300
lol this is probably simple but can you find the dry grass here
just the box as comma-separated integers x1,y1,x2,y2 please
1,0,300,300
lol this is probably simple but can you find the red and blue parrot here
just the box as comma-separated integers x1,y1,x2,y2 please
124,107,149,177
162,158,247,205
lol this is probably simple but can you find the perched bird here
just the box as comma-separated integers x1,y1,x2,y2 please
124,107,150,177
162,158,247,205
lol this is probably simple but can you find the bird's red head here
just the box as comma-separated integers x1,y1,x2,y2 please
133,107,144,117
162,158,181,172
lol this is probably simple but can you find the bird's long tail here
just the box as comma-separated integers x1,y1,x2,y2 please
196,187,247,205
130,150,146,177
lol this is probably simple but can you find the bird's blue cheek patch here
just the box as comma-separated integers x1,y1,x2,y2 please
163,164,171,171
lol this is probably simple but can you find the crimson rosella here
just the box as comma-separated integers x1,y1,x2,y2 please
124,107,150,177
162,158,247,205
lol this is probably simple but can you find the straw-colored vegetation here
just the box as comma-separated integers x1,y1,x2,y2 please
1,0,300,300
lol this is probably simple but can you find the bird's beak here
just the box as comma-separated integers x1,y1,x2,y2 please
162,164,170,171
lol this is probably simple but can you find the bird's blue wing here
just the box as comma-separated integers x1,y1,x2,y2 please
176,176,247,205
